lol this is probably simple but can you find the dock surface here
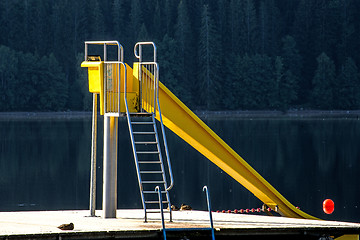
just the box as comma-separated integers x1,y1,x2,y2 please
0,209,359,239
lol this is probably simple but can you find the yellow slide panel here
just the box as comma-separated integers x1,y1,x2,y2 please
156,82,317,219
133,63,316,219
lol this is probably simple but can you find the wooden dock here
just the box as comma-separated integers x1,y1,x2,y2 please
0,209,359,239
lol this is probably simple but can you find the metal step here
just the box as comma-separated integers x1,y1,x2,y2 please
138,161,161,164
143,190,167,194
145,200,169,204
142,181,165,184
132,121,153,125
133,132,156,135
140,171,163,174
137,151,160,154
135,141,158,144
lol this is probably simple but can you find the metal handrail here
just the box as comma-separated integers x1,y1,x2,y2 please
155,186,167,240
158,186,216,240
134,42,157,62
85,41,123,62
157,100,174,191
134,42,174,191
84,41,124,117
203,186,215,240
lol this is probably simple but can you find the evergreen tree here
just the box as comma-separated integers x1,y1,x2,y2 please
0,46,18,110
293,0,317,95
129,0,143,44
242,0,258,54
275,56,298,110
90,0,105,39
157,34,187,101
37,54,68,110
229,0,242,54
112,0,127,41
281,35,301,103
175,0,193,105
336,57,360,109
236,54,275,109
152,0,164,41
259,0,282,56
311,52,336,109
198,5,221,109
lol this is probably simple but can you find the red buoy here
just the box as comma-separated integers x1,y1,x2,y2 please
323,199,334,214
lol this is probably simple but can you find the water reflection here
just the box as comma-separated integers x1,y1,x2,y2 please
0,116,359,222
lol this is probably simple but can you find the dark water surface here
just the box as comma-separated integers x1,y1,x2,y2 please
0,115,359,222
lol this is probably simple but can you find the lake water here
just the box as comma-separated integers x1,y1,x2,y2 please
0,114,359,223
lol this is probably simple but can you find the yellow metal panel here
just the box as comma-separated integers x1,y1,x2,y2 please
81,61,105,115
81,61,103,94
132,62,316,219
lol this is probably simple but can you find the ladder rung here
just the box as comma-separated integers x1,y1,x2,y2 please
137,151,159,154
138,161,161,164
135,141,158,144
132,122,153,125
129,112,152,116
142,181,165,184
140,171,163,174
145,201,169,204
143,190,167,194
133,132,156,135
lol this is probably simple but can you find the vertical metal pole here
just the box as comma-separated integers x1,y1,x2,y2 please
103,116,118,218
89,93,98,217
203,186,215,240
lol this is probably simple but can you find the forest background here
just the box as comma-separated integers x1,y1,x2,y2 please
0,0,359,111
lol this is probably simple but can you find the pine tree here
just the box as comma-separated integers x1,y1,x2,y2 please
90,0,105,39
259,0,282,56
242,0,258,54
0,46,18,110
281,35,301,104
198,5,221,109
336,57,360,109
175,0,193,105
275,56,298,111
152,0,164,41
311,52,336,109
236,54,274,109
112,0,127,41
129,0,143,44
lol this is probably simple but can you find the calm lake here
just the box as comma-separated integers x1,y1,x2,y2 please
0,113,359,223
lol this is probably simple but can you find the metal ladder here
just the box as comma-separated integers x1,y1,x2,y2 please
124,42,174,222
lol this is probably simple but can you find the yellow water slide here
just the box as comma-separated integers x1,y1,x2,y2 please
155,82,316,219
131,62,316,219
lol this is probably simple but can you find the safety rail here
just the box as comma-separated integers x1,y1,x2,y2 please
134,42,157,115
84,41,124,117
133,42,174,191
156,185,216,240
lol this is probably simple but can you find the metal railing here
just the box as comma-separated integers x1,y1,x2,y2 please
156,185,216,240
133,42,174,191
84,41,124,117
134,42,158,115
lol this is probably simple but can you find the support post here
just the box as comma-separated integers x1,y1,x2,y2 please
89,93,98,216
103,116,118,218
